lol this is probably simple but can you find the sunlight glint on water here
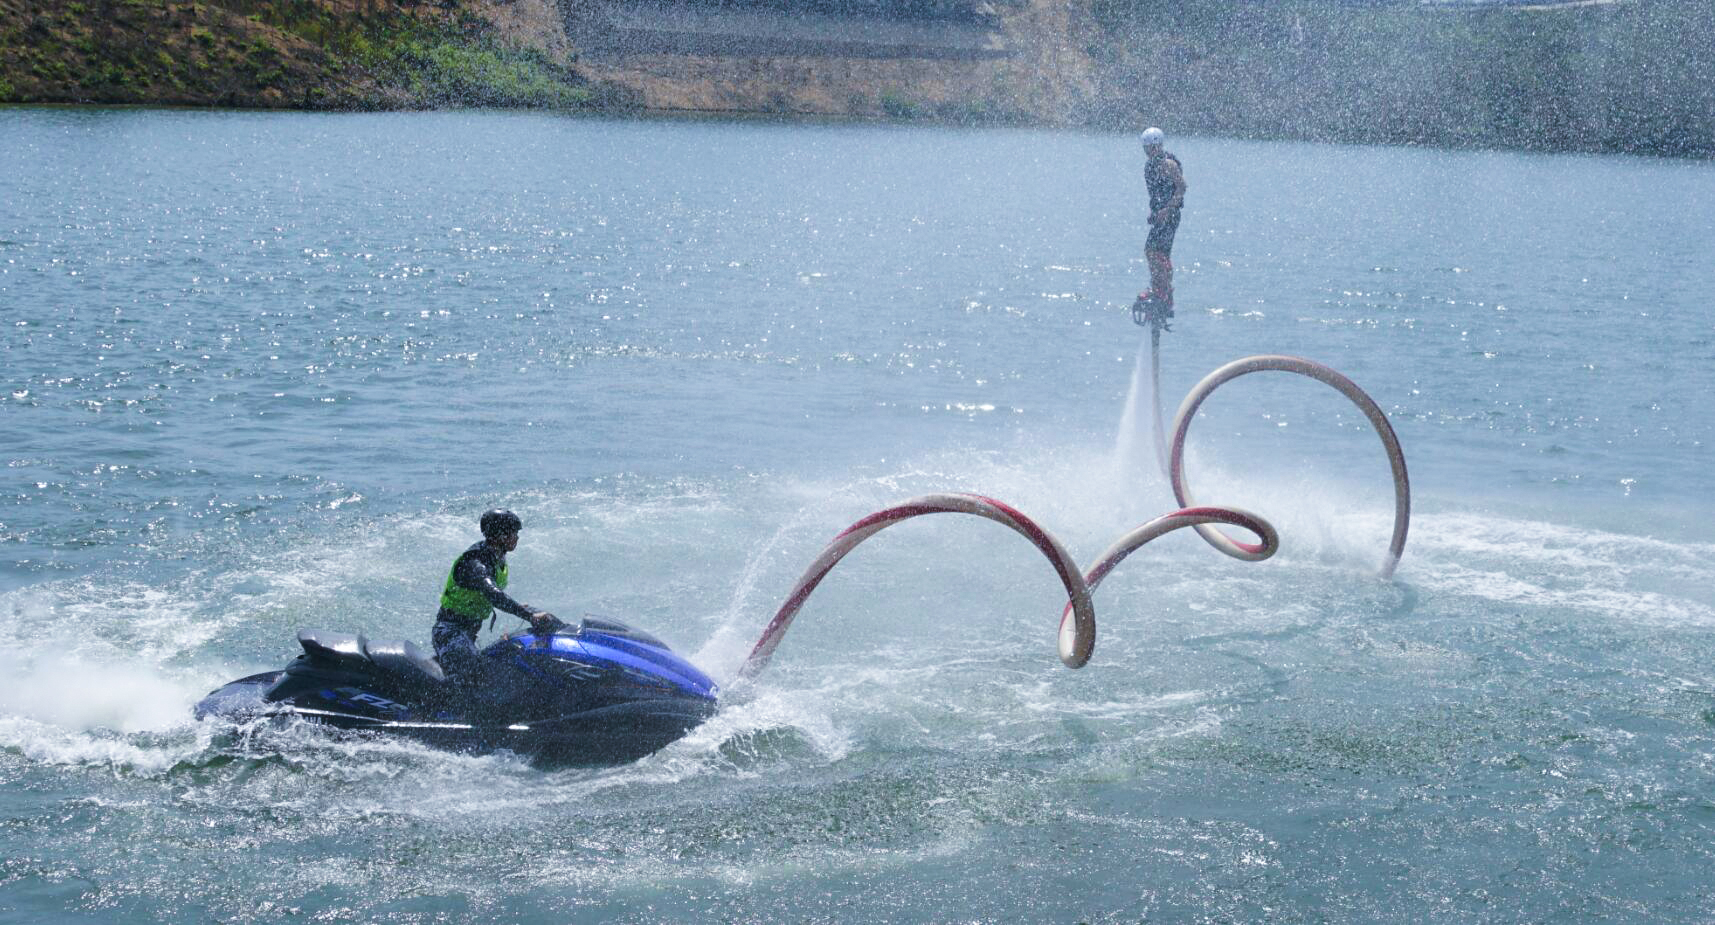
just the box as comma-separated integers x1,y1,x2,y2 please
2,109,1713,923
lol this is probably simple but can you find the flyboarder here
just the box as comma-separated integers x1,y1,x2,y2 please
1132,126,1185,330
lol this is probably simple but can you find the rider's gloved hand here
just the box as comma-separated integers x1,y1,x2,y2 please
528,611,559,634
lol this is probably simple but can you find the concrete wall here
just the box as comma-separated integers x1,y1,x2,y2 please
570,0,1010,60
562,0,1100,125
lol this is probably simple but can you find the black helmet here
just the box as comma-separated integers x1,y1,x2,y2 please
479,508,523,538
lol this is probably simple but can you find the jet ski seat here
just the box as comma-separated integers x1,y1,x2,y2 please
298,629,365,663
297,629,446,684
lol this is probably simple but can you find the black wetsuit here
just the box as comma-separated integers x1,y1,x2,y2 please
1145,150,1183,255
432,540,537,679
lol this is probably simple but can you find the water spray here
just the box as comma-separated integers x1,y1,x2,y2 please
736,305,1410,680
189,310,1412,767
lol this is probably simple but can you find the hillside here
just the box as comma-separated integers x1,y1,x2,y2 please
1,0,1709,156
0,0,1090,118
0,0,608,109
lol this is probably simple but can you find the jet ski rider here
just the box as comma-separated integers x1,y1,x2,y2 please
432,509,559,679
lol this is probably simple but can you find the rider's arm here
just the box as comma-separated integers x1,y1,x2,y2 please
1166,160,1186,212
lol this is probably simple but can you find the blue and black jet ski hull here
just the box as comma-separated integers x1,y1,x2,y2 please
195,617,719,767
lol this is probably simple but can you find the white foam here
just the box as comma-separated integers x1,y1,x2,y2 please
0,650,208,734
2,571,279,665
0,714,209,774
1416,511,1715,576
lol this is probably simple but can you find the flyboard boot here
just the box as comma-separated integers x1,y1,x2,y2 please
1131,291,1174,331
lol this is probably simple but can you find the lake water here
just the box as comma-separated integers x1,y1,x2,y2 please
2,108,1713,922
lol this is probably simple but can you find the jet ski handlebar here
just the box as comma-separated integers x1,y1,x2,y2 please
530,613,571,634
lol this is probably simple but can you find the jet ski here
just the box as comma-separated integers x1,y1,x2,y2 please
194,615,719,766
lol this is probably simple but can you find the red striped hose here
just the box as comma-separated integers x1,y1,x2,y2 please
1166,354,1410,579
739,493,1096,679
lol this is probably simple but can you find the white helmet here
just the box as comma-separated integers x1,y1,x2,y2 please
1140,127,1165,147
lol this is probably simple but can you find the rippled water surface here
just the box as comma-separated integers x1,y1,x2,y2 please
3,108,1714,922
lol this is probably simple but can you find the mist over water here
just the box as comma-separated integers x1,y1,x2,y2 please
2,109,1714,922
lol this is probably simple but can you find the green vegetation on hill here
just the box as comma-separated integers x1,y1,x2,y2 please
0,0,598,109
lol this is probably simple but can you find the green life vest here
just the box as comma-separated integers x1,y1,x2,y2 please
439,551,508,625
